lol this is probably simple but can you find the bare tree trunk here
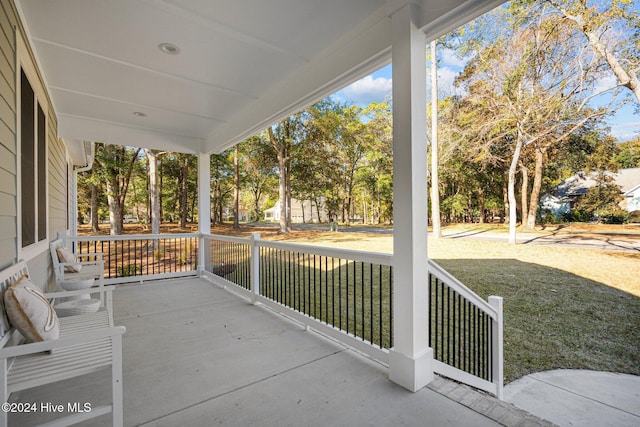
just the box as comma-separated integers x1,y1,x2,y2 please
159,157,163,224
146,170,151,226
278,164,288,233
520,163,529,227
131,173,140,222
503,180,509,225
478,189,485,224
268,127,290,234
527,147,545,229
106,180,123,236
212,182,220,224
233,147,240,229
253,189,261,222
430,39,442,238
362,191,367,224
90,183,99,232
180,155,189,228
145,149,160,235
508,132,525,244
286,166,292,228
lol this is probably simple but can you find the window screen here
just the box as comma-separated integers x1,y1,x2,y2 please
20,69,35,247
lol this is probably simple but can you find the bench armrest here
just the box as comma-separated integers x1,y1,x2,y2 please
59,260,103,268
76,252,104,261
44,285,115,300
45,286,114,312
0,325,126,359
57,260,105,279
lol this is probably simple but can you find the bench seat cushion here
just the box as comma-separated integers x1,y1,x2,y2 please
4,276,59,342
56,247,82,273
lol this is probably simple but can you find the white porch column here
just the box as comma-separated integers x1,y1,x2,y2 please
198,153,211,273
388,1,433,392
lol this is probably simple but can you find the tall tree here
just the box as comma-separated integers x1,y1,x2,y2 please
233,146,240,229
144,149,162,235
358,101,394,224
429,39,442,237
238,134,277,221
457,8,610,240
77,169,104,232
577,136,624,221
94,144,141,235
178,154,194,228
210,151,234,225
332,105,367,222
268,115,302,233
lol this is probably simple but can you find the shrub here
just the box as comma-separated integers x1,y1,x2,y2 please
153,249,164,261
561,209,591,223
628,210,640,224
601,214,625,224
118,263,141,277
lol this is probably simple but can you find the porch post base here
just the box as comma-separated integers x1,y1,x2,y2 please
389,347,433,392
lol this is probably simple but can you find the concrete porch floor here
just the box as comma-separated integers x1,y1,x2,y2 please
9,277,552,426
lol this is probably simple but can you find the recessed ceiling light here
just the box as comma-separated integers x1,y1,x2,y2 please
158,42,180,55
133,111,147,117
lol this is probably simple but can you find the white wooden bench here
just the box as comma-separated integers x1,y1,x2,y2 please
0,260,125,427
50,239,105,290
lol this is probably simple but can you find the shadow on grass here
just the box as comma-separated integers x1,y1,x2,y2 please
434,258,640,384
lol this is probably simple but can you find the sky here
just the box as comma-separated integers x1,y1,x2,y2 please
332,48,639,143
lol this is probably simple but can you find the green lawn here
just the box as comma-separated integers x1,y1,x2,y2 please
431,239,640,382
229,225,640,383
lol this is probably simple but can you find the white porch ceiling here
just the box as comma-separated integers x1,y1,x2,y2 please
17,0,504,157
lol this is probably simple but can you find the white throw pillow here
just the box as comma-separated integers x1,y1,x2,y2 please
56,247,82,273
4,275,60,342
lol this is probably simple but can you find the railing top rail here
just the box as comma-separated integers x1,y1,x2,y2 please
70,233,199,242
202,233,393,266
257,239,393,266
202,233,255,245
70,233,495,317
428,259,498,319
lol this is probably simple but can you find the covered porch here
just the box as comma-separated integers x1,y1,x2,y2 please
7,0,510,420
8,277,537,426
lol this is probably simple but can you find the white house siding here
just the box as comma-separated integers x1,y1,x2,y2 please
0,0,18,270
264,199,327,223
48,131,67,234
624,186,640,212
45,123,67,290
0,0,67,288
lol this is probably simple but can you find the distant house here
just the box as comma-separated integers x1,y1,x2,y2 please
221,207,248,222
541,168,640,217
623,183,640,212
264,199,327,223
617,168,640,213
539,194,571,217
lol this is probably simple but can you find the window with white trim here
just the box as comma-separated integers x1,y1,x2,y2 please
18,32,48,253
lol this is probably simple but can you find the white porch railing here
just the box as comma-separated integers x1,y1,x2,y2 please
70,233,200,285
68,232,503,398
428,259,504,399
